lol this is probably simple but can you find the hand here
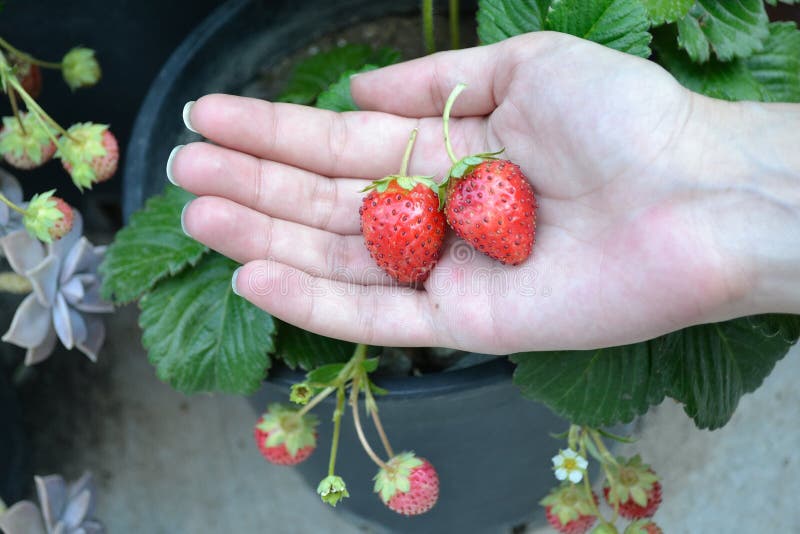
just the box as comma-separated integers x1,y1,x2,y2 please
170,32,793,354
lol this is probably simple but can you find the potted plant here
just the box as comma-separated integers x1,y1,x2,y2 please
102,0,800,532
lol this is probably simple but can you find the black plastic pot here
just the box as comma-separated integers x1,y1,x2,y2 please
123,0,571,531
251,359,566,533
0,354,29,506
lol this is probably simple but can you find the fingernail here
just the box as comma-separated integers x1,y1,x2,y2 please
180,201,191,236
182,101,198,133
231,267,242,296
166,145,184,185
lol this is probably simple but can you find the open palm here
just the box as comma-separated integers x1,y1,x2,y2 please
174,32,740,354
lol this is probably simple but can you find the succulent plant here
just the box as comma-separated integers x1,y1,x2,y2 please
0,472,105,534
0,208,113,365
0,168,23,239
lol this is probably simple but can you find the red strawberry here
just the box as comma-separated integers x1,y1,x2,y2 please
253,404,318,466
440,84,536,265
14,59,43,99
603,455,662,520
0,113,57,170
540,484,598,534
360,129,445,283
62,127,119,185
49,197,74,240
374,452,439,516
624,520,663,534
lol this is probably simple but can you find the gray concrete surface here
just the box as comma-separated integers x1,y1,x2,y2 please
19,305,800,533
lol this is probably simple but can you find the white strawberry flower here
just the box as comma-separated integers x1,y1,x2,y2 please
552,448,588,483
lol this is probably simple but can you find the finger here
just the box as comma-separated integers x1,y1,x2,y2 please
187,94,487,178
183,196,393,286
232,259,438,347
170,142,367,234
350,36,534,117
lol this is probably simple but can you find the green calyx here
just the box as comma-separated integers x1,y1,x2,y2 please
540,483,597,526
57,122,108,189
317,475,350,507
605,455,659,507
23,190,63,244
592,523,620,534
361,127,441,196
0,113,56,165
62,47,101,90
373,451,423,503
290,382,314,405
256,403,319,457
624,520,660,534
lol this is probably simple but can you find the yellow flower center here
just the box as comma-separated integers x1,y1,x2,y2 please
563,457,578,471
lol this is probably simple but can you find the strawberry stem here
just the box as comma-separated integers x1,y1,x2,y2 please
449,0,460,50
0,192,28,216
8,76,74,141
578,432,609,526
0,37,62,69
7,88,26,135
398,128,418,177
327,386,346,476
363,378,395,458
297,386,335,417
297,343,369,416
443,83,466,165
350,375,389,470
422,0,435,55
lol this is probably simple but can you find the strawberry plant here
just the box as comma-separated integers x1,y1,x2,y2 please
101,0,800,529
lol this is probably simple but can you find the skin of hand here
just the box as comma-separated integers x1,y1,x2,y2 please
170,31,800,355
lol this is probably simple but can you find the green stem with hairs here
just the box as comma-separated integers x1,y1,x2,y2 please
442,82,467,164
297,343,369,417
422,0,435,55
8,88,26,135
578,433,609,526
398,128,418,176
328,386,346,476
363,377,395,458
350,374,389,470
7,75,73,140
449,0,460,50
0,37,62,69
0,192,27,216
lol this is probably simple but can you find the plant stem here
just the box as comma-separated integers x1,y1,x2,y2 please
579,434,608,525
364,383,395,458
0,272,32,294
298,386,335,417
7,76,73,140
422,0,435,55
328,386,346,476
0,192,27,216
0,37,62,69
350,376,389,470
297,343,369,416
589,429,619,466
443,83,466,164
449,0,460,50
8,88,26,135
398,128,418,176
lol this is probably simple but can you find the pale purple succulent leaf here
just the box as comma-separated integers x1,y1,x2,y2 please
0,168,23,203
2,293,53,349
61,490,91,529
27,254,62,307
67,472,96,519
1,229,45,274
78,521,106,534
53,294,88,350
35,474,67,529
60,276,86,305
53,523,67,534
60,237,98,283
76,315,105,363
24,325,58,366
0,501,48,534
71,278,114,313
48,211,83,263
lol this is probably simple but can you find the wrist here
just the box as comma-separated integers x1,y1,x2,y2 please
692,97,800,316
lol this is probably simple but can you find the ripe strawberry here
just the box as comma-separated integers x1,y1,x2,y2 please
440,84,536,265
624,520,663,534
59,123,119,189
11,57,42,99
49,197,74,240
603,455,662,520
0,113,57,169
360,129,445,283
374,452,439,516
253,404,318,466
540,484,599,534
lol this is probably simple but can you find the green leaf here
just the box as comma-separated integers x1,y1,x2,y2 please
510,341,668,427
139,253,275,394
99,186,207,304
362,358,380,373
545,0,652,58
476,0,552,44
639,0,693,24
765,0,798,4
316,65,378,112
274,320,355,371
307,363,347,385
746,22,800,103
278,45,400,105
661,315,800,429
676,0,769,63
654,27,766,100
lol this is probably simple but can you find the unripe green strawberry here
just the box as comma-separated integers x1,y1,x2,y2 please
0,113,57,170
22,191,73,243
374,452,439,516
603,455,662,520
62,47,101,90
253,404,318,466
541,484,599,534
360,129,445,283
